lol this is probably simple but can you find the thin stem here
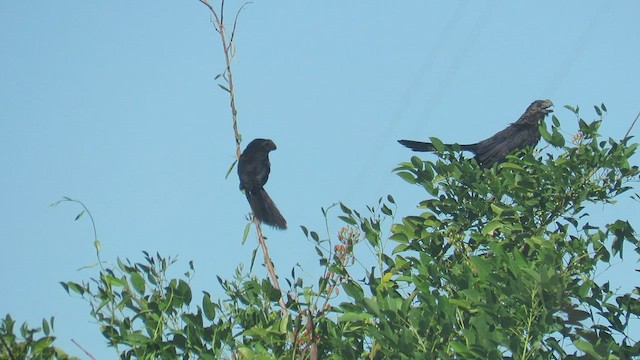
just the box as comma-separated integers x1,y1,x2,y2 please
254,217,289,316
200,0,241,155
230,3,253,46
71,339,97,360
198,0,286,316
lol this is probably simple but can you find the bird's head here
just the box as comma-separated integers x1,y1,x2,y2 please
246,138,277,153
260,139,277,152
529,99,554,115
515,99,554,125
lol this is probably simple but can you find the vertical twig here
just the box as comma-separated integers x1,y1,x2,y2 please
254,218,288,314
198,0,242,156
198,0,288,317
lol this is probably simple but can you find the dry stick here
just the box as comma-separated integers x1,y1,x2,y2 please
71,339,97,360
198,0,288,316
254,217,289,315
197,0,241,157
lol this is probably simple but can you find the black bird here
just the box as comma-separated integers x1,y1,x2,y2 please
398,99,554,168
238,138,287,229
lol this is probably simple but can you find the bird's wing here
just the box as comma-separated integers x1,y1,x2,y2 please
472,124,540,166
238,155,271,191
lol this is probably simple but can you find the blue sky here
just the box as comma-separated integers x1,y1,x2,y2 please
1,1,639,358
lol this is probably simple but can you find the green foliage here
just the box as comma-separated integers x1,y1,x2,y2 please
5,104,638,359
358,105,639,358
58,104,637,359
0,315,78,360
61,252,238,359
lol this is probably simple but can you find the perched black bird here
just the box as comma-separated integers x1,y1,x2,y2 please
238,139,287,229
398,99,554,168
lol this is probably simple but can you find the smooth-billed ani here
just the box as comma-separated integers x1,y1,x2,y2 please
238,138,287,229
398,99,554,168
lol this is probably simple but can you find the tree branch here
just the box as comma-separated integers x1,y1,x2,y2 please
197,0,287,317
71,339,97,360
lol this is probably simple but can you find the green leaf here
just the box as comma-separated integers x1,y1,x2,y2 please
342,281,364,300
363,298,381,316
490,203,506,215
429,137,445,152
551,126,566,147
396,171,416,184
74,210,85,221
60,281,85,296
105,275,126,287
499,163,524,171
539,122,553,144
279,315,289,334
225,159,237,179
42,318,50,336
338,312,373,322
202,292,216,321
449,341,468,353
32,337,54,353
411,156,423,168
573,339,603,359
122,332,150,346
243,326,268,337
482,219,503,235
130,271,145,295
242,222,251,245
176,279,193,305
340,202,352,215
469,256,492,279
338,215,357,226
594,105,602,116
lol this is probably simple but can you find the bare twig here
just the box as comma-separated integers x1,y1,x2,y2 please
254,218,289,316
219,0,224,25
623,110,640,141
198,0,287,317
71,339,97,360
198,0,241,156
197,0,221,27
50,197,104,271
230,2,253,46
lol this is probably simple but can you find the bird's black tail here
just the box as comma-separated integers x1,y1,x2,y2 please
398,139,436,152
246,188,287,230
398,140,477,152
